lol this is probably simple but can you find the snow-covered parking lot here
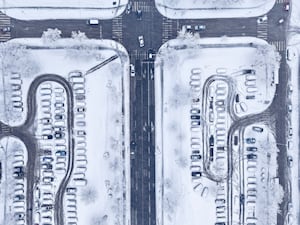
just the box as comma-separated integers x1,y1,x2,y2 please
0,38,130,225
155,36,281,225
155,0,275,19
0,0,128,20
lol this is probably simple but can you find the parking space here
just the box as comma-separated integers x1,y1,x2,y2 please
34,81,69,225
231,124,282,224
68,70,87,189
0,137,27,225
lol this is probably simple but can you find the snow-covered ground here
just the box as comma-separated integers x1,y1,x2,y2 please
231,124,283,225
0,38,130,225
0,0,127,20
155,0,275,19
155,36,280,225
0,137,28,225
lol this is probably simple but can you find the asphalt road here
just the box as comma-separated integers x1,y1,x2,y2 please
0,0,292,225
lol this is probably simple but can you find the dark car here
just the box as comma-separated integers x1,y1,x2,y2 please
42,163,52,170
54,114,65,120
246,138,256,144
136,9,142,20
191,171,202,178
247,147,257,152
54,131,65,139
243,69,255,74
191,115,200,120
191,154,201,161
56,150,67,156
247,153,257,160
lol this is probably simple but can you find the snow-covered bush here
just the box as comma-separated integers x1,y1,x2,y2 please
42,28,62,44
71,31,87,41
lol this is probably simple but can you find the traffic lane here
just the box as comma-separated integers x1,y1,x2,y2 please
11,18,101,39
267,3,289,41
176,18,257,38
122,11,162,51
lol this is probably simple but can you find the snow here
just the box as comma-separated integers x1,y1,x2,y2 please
0,38,130,225
231,125,283,225
155,0,275,19
155,36,280,225
286,34,300,225
0,0,128,20
0,137,28,225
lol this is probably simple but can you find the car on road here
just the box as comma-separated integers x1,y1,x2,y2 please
130,64,135,77
285,3,290,11
138,35,144,48
287,104,292,112
287,156,293,168
126,1,132,14
87,19,99,25
194,25,206,31
136,9,142,20
278,18,284,24
257,15,267,24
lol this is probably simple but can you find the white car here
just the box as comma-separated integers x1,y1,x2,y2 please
138,35,144,47
130,64,135,77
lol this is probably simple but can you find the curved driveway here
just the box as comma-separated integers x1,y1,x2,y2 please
0,74,74,225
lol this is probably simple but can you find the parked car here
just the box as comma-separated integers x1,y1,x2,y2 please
246,138,256,144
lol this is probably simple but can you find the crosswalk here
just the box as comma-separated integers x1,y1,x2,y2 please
99,25,103,39
112,16,123,43
132,1,153,12
276,0,285,3
131,50,147,60
257,20,268,41
162,17,173,44
269,40,286,52
0,13,11,42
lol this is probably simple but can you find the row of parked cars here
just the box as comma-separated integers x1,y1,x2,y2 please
215,182,227,224
69,71,88,187
39,82,68,173
207,82,228,173
65,187,78,224
10,72,24,112
189,68,203,182
12,150,26,225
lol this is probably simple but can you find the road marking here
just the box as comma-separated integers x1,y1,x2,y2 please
257,20,268,41
133,1,153,12
162,17,173,44
131,50,147,60
276,0,285,3
112,16,123,43
269,40,286,52
0,13,11,42
99,25,102,39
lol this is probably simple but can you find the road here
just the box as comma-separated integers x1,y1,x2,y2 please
0,0,292,225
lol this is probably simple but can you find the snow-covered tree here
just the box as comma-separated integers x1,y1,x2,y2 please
42,28,62,44
80,186,98,204
71,30,87,41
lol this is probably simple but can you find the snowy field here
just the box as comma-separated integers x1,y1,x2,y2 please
0,38,130,225
155,0,275,19
155,36,280,225
0,0,128,20
0,137,28,225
